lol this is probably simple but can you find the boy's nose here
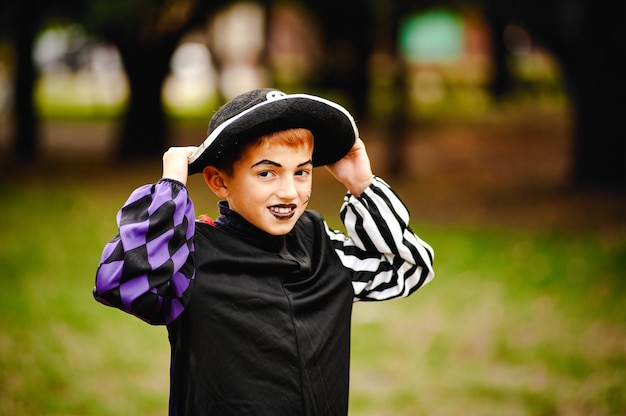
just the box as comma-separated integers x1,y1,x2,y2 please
277,177,298,200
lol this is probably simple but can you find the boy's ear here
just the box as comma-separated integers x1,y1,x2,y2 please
203,166,229,198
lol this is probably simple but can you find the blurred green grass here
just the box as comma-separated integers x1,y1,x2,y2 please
0,168,624,416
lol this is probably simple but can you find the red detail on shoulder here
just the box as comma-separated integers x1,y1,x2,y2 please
198,214,215,226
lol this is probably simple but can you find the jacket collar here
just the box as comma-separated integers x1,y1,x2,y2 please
214,200,286,252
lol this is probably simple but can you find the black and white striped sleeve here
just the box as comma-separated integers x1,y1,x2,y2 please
325,177,434,301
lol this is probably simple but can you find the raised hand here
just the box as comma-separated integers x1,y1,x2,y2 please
162,146,198,185
325,138,373,196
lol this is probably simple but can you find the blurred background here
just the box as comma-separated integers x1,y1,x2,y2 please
0,0,625,415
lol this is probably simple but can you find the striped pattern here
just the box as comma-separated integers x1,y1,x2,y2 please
326,177,434,301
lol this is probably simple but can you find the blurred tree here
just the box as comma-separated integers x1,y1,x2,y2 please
483,0,626,190
83,0,230,159
0,0,230,161
303,0,375,119
0,0,84,161
3,0,624,189
9,0,39,161
307,0,626,189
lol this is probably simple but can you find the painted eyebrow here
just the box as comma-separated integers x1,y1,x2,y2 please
251,159,313,168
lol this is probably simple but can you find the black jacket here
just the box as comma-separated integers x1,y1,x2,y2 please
168,209,353,415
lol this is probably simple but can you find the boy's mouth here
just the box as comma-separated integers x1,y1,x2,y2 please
269,204,296,219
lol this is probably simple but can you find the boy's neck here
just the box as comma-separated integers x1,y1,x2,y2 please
214,201,287,252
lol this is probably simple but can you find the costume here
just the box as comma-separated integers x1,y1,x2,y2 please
94,177,434,415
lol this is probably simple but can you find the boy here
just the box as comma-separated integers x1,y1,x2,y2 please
94,88,434,415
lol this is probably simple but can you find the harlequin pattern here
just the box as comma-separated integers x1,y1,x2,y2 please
94,179,196,324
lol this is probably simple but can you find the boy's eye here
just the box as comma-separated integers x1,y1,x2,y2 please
258,171,272,178
295,169,311,177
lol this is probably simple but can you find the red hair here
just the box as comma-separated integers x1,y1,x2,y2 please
218,128,313,176
252,128,313,151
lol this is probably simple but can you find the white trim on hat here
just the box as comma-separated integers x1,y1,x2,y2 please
188,93,358,166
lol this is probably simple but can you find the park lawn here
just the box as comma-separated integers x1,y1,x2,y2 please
0,168,624,416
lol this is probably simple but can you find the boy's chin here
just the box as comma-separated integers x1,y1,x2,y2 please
264,222,297,236
262,216,301,236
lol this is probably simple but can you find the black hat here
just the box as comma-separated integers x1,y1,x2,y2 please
188,88,358,175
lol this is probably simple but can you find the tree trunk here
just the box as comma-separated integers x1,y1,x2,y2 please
566,3,626,190
115,41,175,159
483,0,626,191
308,0,374,118
13,1,39,161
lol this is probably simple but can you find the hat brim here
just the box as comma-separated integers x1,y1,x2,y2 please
188,94,358,175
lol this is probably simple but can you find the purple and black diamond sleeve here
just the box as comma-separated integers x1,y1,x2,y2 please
93,179,196,325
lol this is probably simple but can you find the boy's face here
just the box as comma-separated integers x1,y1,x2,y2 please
222,140,313,236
